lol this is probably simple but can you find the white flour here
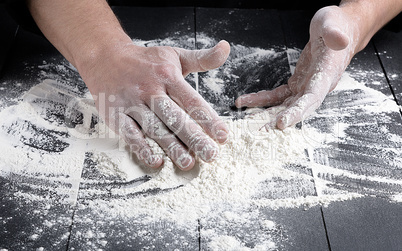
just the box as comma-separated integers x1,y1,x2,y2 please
0,35,401,250
87,111,326,217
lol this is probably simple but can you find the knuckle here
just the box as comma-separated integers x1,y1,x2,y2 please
189,107,213,124
154,63,178,81
144,121,172,140
120,123,142,141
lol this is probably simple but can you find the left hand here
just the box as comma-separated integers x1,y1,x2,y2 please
235,6,358,130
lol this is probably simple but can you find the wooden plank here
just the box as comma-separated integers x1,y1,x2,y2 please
0,176,76,250
196,7,285,49
279,9,314,50
318,29,402,251
200,205,329,250
323,197,402,250
258,206,329,250
0,5,18,78
0,27,66,108
196,8,329,250
2,5,401,250
68,7,200,250
310,42,402,182
373,29,402,105
280,10,402,185
69,153,199,250
0,24,81,250
280,9,402,251
113,6,195,42
195,7,291,117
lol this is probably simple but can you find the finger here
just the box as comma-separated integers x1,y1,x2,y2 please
118,113,163,168
301,46,344,95
235,84,292,108
166,78,229,144
288,43,311,93
310,6,350,51
125,104,196,171
262,105,289,132
147,95,219,163
174,40,230,76
276,93,322,130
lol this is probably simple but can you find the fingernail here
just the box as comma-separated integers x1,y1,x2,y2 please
277,114,290,130
214,120,229,144
177,153,193,170
262,120,276,132
139,148,150,160
216,129,229,144
235,97,244,108
145,154,162,168
201,142,219,162
139,149,160,168
121,125,141,141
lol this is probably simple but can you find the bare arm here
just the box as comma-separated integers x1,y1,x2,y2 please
339,0,402,52
27,0,129,75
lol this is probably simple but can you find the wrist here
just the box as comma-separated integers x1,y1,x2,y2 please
339,0,402,53
337,3,372,54
74,29,134,83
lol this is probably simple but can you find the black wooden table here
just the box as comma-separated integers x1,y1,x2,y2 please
0,5,401,251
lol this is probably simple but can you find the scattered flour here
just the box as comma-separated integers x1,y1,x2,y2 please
0,35,401,250
260,220,276,230
392,194,402,203
208,235,258,251
89,111,329,224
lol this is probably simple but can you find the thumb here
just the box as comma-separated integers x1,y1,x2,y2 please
174,40,230,76
310,6,350,51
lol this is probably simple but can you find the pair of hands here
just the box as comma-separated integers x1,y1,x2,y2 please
85,6,357,170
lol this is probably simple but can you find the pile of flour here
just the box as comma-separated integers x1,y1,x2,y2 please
87,109,329,220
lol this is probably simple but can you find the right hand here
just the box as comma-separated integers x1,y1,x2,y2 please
80,40,231,171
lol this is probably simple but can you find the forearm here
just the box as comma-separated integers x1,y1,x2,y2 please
27,0,132,75
339,0,402,52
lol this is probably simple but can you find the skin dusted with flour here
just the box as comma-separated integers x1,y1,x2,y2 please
27,0,231,170
235,0,402,129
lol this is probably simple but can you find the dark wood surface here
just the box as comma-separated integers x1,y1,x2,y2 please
0,7,18,79
68,7,200,250
0,5,401,250
373,29,402,105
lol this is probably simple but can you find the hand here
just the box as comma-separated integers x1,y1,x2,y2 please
82,40,231,170
235,6,358,130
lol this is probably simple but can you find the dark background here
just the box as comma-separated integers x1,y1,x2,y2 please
2,0,341,9
1,0,401,35
107,0,340,9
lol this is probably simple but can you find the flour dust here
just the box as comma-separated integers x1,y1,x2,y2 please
0,34,401,250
